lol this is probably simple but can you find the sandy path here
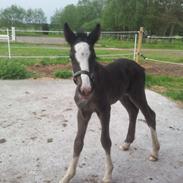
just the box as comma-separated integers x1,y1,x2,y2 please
0,79,183,183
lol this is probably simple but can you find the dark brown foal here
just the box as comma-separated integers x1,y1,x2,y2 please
59,23,160,183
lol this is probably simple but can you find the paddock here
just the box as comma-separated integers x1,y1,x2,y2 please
0,79,183,183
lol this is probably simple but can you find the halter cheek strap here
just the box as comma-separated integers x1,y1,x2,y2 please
73,70,94,84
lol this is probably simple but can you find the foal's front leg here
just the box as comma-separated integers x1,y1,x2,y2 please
97,106,113,183
60,109,91,183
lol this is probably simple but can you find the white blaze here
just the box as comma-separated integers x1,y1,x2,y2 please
74,42,91,91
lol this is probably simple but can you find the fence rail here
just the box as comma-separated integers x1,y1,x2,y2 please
0,27,139,60
0,28,138,34
147,36,183,39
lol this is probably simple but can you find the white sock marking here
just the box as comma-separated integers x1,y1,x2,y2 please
150,127,160,159
60,157,79,183
103,154,113,182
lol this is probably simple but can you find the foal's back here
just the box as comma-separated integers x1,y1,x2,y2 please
106,58,145,84
97,59,145,100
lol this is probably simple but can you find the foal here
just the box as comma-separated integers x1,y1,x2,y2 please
60,23,160,183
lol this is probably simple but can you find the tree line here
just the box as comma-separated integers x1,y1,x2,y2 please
0,5,47,28
51,0,183,36
0,0,182,36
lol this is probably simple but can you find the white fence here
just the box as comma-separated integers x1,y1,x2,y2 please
0,27,139,60
0,29,11,58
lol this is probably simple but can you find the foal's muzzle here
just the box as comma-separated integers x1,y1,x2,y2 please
73,70,95,97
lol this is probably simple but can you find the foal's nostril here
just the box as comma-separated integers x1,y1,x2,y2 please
80,86,92,96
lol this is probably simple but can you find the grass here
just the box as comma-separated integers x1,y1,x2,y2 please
39,58,69,65
54,70,72,78
0,43,68,56
146,74,183,101
143,39,183,50
16,32,64,37
0,42,135,65
98,38,134,48
0,60,32,79
98,38,183,50
0,40,183,102
1,40,182,64
142,49,183,63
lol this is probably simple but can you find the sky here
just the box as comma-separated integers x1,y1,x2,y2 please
0,0,78,22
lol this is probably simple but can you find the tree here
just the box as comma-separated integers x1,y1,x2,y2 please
0,5,26,27
102,0,146,30
144,0,183,35
101,0,183,35
0,5,47,28
76,0,104,30
51,5,79,30
32,8,47,24
25,9,35,24
157,0,183,36
50,0,105,30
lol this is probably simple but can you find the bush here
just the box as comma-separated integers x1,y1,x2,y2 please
54,70,72,79
0,60,32,79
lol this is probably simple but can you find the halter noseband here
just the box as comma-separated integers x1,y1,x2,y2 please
73,70,94,85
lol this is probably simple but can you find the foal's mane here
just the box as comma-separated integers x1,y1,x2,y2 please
75,32,88,42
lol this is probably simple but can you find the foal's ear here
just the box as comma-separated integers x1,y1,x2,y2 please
64,22,76,45
88,24,101,45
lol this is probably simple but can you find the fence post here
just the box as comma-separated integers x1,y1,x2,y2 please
11,27,16,41
135,27,143,63
7,29,11,59
133,33,138,60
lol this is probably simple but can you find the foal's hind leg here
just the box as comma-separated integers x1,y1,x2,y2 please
129,90,160,161
119,95,139,151
97,106,113,183
60,109,92,183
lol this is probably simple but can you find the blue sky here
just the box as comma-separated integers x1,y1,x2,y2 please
0,0,78,21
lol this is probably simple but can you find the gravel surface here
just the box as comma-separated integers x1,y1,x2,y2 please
16,36,65,45
0,79,183,183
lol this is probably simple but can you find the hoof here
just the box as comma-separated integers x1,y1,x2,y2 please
102,178,112,183
59,177,70,183
59,180,69,183
119,142,130,151
149,154,158,161
59,180,68,183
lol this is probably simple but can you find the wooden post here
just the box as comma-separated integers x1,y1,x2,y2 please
11,27,16,41
135,27,144,63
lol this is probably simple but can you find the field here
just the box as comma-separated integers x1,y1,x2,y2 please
0,38,183,103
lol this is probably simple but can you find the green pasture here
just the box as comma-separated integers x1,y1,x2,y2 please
146,74,183,101
0,42,134,62
0,41,182,102
0,41,183,63
98,38,183,50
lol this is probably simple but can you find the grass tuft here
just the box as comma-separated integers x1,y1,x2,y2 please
146,74,183,101
0,60,32,79
54,70,72,79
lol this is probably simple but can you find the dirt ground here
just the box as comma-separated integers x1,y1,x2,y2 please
27,63,72,78
27,61,183,78
141,61,183,77
0,79,183,183
16,36,65,45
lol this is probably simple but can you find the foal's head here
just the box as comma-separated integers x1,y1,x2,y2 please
64,23,100,97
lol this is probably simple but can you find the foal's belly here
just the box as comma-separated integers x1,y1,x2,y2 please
107,88,124,105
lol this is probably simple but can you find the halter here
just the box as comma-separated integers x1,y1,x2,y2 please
73,70,95,85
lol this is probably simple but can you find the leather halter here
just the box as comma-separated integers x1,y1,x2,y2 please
73,70,94,85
